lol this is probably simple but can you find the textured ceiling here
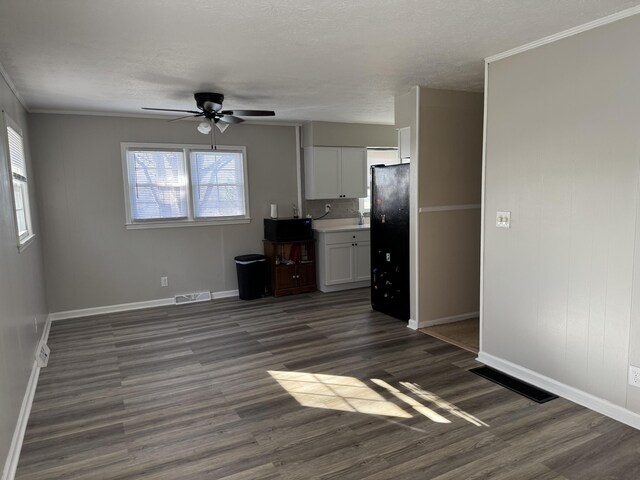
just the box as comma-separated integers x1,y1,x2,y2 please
0,0,637,124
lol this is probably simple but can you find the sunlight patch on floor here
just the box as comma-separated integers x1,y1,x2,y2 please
400,381,489,427
268,370,411,418
268,370,489,427
371,378,450,423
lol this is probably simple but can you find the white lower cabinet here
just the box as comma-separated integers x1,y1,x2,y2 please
353,242,371,282
315,228,371,292
326,243,354,285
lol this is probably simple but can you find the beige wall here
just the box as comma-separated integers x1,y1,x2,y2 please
0,78,48,471
483,14,640,412
418,88,483,325
301,121,396,148
29,115,298,313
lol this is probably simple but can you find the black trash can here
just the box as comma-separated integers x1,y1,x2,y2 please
235,254,267,300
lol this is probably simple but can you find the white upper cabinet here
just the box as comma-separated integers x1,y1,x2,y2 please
304,147,366,199
339,147,367,198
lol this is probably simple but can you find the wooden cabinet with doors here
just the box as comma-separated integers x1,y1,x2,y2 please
263,239,316,297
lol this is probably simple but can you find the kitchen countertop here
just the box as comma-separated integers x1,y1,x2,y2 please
313,224,370,233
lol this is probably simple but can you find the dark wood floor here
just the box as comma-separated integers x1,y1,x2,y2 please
16,288,640,479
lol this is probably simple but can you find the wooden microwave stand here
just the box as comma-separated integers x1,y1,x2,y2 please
263,239,316,296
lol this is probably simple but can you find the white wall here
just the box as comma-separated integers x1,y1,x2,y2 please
0,77,48,474
482,13,640,414
29,114,298,313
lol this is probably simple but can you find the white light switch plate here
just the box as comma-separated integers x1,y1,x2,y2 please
496,211,511,228
629,365,640,387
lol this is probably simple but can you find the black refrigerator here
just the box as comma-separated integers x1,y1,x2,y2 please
370,163,410,321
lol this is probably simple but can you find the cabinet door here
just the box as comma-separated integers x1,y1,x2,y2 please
275,264,297,291
296,263,316,288
305,147,341,199
353,242,371,282
325,243,354,285
339,148,367,198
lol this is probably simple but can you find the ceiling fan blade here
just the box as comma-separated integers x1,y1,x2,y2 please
168,113,204,122
218,115,245,124
219,110,275,116
142,107,201,114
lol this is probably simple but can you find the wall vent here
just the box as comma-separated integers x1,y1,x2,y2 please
174,291,212,305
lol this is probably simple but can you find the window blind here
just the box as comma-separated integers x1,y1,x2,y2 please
7,126,27,179
190,150,245,218
126,149,188,221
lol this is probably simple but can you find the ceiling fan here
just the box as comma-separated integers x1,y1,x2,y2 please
142,92,275,134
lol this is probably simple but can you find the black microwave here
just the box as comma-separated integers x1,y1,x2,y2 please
264,218,313,242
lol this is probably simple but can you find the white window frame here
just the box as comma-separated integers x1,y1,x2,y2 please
3,112,35,251
359,147,400,214
121,142,251,229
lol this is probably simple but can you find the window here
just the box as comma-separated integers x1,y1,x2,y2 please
122,143,249,228
360,148,400,212
190,150,246,218
5,115,34,248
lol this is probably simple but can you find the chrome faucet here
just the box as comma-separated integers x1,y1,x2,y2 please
358,211,365,225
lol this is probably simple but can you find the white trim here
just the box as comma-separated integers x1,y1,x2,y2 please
121,142,250,227
0,61,28,111
125,218,251,230
49,289,239,321
407,319,418,330
421,311,479,328
2,362,39,480
295,126,303,212
2,315,51,480
211,289,239,300
477,352,640,430
479,60,489,355
2,112,35,249
16,233,35,252
410,86,421,328
419,204,481,213
485,5,640,64
317,280,370,293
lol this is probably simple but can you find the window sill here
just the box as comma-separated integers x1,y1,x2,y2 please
17,234,36,253
125,218,252,230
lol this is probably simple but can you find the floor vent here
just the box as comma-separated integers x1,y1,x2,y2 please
470,366,558,404
174,291,212,305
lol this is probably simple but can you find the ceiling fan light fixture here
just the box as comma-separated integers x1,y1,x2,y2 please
216,122,229,133
197,120,212,134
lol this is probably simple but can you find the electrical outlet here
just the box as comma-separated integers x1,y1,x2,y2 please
496,211,511,228
629,365,640,387
161,276,168,287
36,342,50,367
325,204,331,213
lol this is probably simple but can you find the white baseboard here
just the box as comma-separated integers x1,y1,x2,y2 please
407,319,418,330
2,315,52,480
211,289,239,300
421,311,479,328
477,351,640,431
49,289,239,321
318,281,370,293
